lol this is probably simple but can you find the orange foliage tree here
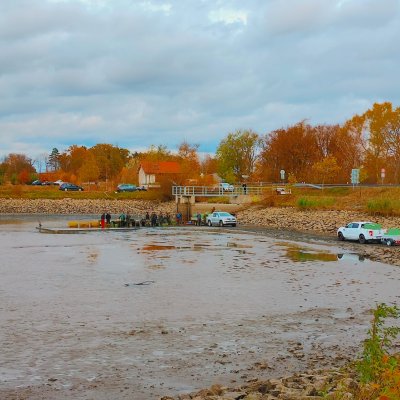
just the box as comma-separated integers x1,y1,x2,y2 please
177,141,201,182
259,122,319,182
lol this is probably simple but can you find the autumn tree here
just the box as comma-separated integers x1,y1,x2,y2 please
216,129,260,183
142,145,174,162
311,156,341,185
89,144,130,182
1,153,36,184
259,122,319,182
119,154,141,184
361,102,400,183
177,141,200,181
312,123,363,183
339,102,400,183
59,145,89,176
78,152,100,184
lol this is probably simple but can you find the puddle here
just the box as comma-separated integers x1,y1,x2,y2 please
337,253,367,262
287,248,338,262
276,242,366,263
142,244,176,251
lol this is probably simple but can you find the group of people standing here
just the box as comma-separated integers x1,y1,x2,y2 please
100,212,112,228
144,211,172,227
100,211,134,228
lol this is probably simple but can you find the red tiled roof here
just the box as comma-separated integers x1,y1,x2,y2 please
140,161,181,174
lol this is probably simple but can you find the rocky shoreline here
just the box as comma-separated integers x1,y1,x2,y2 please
161,368,360,400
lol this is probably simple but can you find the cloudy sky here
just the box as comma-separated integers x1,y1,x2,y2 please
1,0,400,160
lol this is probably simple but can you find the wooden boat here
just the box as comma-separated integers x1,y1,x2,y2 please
36,225,139,234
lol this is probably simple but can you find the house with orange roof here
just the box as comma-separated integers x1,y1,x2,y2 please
138,161,182,187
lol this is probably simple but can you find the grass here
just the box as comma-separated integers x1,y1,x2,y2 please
367,199,400,216
297,197,336,209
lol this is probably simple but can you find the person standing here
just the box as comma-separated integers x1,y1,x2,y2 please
151,212,157,227
197,212,202,226
106,212,111,226
101,213,106,229
119,212,126,227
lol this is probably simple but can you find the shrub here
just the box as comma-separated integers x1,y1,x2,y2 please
357,303,400,384
297,198,317,209
297,197,336,210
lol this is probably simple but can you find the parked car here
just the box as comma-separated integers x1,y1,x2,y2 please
219,182,234,192
207,211,237,227
31,180,42,185
59,183,84,191
54,180,64,186
337,221,385,244
136,186,147,191
116,184,137,192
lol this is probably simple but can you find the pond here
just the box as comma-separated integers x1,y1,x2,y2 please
1,216,399,399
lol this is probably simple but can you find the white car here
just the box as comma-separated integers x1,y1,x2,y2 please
337,221,385,244
207,212,237,227
219,182,234,191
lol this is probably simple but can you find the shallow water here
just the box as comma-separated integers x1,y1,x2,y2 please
1,216,399,399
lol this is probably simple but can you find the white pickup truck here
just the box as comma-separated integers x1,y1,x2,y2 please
337,221,385,244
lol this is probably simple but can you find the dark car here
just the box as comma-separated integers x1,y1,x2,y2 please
137,185,147,191
116,184,137,192
59,183,84,191
31,180,42,185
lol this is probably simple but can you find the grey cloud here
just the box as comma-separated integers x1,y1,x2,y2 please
1,0,400,159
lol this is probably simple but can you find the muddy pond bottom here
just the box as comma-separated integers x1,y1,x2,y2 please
1,218,399,400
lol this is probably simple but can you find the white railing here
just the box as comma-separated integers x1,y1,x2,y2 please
172,185,267,196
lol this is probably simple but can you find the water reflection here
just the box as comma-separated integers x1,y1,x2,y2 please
337,253,366,262
287,248,338,262
276,242,366,263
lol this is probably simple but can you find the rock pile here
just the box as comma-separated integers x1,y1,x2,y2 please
161,369,358,399
0,198,175,216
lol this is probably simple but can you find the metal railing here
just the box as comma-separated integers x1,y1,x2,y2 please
172,185,267,196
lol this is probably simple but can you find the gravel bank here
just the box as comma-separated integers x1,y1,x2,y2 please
0,198,175,215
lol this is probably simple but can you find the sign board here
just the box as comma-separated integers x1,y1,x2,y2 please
351,168,360,184
280,169,285,180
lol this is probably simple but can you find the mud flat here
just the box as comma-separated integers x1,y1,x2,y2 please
1,218,400,399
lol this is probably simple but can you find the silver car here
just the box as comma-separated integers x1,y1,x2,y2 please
207,212,237,227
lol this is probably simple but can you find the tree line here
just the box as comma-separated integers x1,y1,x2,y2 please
1,102,400,186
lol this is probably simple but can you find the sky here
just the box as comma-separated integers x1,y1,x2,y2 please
1,0,400,161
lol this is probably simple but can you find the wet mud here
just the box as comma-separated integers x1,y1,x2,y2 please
1,216,400,399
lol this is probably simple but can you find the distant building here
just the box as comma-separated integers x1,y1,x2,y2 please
138,161,182,187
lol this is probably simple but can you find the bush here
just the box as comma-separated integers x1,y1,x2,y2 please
297,197,335,210
357,303,400,384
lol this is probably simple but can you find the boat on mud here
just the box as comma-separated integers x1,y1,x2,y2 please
36,218,141,234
